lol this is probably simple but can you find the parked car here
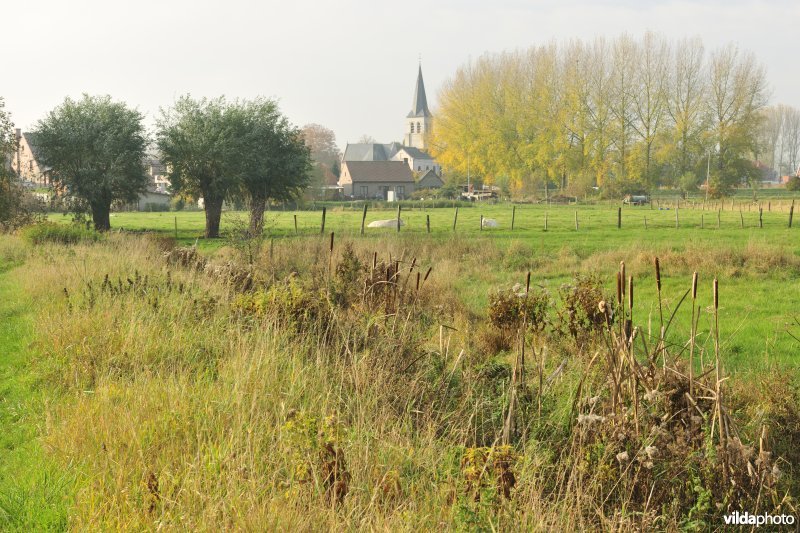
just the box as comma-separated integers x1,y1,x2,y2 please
623,194,649,206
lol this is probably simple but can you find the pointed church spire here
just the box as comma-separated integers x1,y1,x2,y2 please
407,64,431,118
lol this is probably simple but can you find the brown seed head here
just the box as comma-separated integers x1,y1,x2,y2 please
654,257,662,291
713,278,719,310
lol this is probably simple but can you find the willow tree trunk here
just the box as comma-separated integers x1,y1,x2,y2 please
91,202,111,231
204,195,224,238
249,195,266,236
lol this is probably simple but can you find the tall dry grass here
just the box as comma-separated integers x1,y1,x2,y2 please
11,233,799,530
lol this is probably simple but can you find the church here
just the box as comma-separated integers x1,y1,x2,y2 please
338,65,443,200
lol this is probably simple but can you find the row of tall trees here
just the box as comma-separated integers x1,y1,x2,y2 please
758,104,800,178
29,94,310,236
430,34,770,197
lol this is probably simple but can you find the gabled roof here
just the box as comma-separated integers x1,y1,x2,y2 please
407,65,432,118
21,132,45,163
396,146,433,160
344,161,414,183
417,169,444,186
343,142,402,162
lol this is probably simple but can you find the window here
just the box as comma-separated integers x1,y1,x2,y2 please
410,123,414,133
416,122,421,133
359,185,368,198
418,166,422,171
396,186,405,198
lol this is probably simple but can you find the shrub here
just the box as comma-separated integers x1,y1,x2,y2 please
786,175,800,191
21,222,102,245
487,285,550,332
558,274,611,340
170,196,185,211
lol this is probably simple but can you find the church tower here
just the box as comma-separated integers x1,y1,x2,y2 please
403,65,432,150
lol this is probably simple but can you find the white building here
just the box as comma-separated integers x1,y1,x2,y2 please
339,65,441,197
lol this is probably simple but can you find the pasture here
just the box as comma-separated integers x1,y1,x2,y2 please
2,200,797,530
54,201,800,370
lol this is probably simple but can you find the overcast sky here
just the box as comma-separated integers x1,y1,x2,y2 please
4,0,798,151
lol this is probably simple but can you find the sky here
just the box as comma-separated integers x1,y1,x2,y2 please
3,0,799,151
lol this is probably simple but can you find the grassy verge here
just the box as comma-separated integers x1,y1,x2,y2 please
3,231,796,529
0,241,72,531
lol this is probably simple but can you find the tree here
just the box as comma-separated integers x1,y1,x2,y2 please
302,124,339,166
157,96,240,238
301,123,340,187
0,98,25,229
706,45,768,196
233,100,311,234
33,95,147,230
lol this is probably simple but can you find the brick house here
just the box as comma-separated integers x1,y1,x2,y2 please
339,160,414,200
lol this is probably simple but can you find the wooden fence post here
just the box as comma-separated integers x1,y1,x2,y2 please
453,206,459,231
675,208,679,229
575,211,579,231
789,200,794,228
544,212,548,231
320,207,326,235
360,203,368,235
759,207,763,228
480,214,483,231
294,214,298,235
617,207,621,229
174,216,178,240
426,214,430,233
396,205,401,233
511,205,516,230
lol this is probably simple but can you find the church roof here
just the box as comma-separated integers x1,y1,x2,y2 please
343,142,402,162
407,65,432,118
344,161,414,183
397,146,433,160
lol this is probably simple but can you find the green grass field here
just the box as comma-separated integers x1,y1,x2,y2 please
4,202,799,529
49,202,800,370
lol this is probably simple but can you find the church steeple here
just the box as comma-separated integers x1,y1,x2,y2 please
407,65,431,118
404,63,433,150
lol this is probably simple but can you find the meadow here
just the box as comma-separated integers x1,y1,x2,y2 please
54,200,800,370
1,200,797,530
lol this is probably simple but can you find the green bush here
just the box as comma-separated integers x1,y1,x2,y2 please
170,196,185,211
786,175,800,192
21,222,102,245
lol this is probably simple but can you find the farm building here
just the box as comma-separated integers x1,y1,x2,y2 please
339,160,414,200
416,169,444,189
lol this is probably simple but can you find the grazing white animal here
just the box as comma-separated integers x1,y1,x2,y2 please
367,219,404,228
481,218,499,228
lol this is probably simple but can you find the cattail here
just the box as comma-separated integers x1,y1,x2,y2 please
620,261,626,295
713,278,719,310
654,257,661,291
423,266,433,282
616,272,623,304
329,231,335,253
691,271,698,300
372,251,377,269
416,272,420,291
526,271,531,294
627,275,633,311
